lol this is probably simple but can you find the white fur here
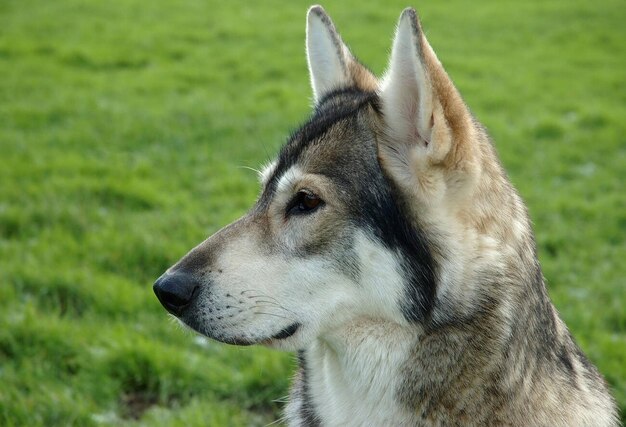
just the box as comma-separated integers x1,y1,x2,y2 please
303,234,417,426
306,6,351,102
206,221,421,423
307,320,417,426
276,165,304,195
380,9,433,146
206,201,412,351
258,160,277,185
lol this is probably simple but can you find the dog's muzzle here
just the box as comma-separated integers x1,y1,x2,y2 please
153,271,200,316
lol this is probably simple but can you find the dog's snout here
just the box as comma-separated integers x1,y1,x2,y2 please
153,272,200,316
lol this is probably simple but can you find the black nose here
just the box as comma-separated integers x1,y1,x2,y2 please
153,272,200,316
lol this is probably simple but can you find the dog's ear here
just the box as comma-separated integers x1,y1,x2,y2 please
379,9,475,183
306,5,376,103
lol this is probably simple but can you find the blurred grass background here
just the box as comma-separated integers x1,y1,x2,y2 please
0,0,624,425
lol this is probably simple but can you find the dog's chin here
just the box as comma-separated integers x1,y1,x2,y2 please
178,317,303,349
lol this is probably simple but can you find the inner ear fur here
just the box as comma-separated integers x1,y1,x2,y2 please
379,8,477,172
306,5,377,103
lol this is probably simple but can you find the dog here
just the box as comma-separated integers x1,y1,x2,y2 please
153,5,618,426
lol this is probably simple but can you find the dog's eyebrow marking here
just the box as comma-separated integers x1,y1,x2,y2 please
258,160,278,185
276,165,304,194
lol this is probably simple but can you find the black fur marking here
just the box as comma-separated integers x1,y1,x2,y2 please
271,323,300,340
358,174,437,321
297,351,321,426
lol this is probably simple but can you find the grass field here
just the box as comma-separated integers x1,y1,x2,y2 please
0,0,624,425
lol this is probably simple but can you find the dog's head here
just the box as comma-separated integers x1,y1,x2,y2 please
154,6,530,350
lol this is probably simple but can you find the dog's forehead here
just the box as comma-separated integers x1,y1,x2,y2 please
269,88,379,188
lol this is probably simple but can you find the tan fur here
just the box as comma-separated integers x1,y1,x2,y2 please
347,60,378,92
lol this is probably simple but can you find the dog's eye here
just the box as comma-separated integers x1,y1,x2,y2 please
287,190,323,215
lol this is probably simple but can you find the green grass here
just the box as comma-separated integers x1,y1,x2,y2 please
0,0,624,425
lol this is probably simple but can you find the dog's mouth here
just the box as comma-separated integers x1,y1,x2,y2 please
259,322,301,347
270,323,300,340
197,322,302,347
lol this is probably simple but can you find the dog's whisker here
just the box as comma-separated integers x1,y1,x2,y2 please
236,165,262,175
242,290,281,301
253,311,293,321
244,292,291,307
250,301,282,308
241,290,274,297
265,413,288,427
251,304,294,315
250,299,299,317
249,298,282,305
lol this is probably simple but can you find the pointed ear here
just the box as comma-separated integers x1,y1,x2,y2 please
306,5,376,103
380,8,472,165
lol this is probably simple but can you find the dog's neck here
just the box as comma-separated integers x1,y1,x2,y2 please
292,297,593,426
300,318,420,426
